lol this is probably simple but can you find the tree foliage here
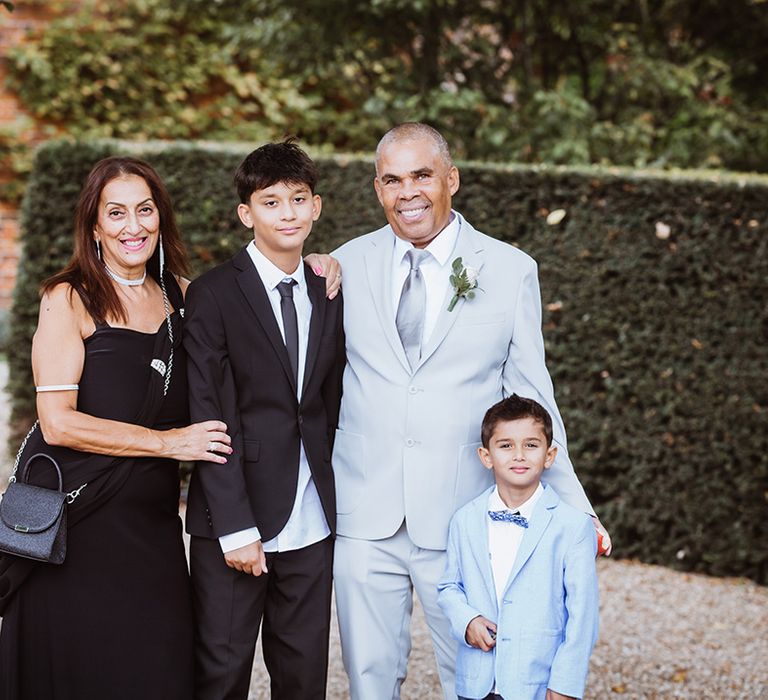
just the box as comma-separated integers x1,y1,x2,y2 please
5,0,768,170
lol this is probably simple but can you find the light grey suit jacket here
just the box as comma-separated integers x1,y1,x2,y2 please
333,213,593,550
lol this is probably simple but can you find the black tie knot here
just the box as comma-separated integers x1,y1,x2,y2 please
277,279,296,298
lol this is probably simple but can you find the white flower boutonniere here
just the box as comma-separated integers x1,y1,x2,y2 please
448,257,480,311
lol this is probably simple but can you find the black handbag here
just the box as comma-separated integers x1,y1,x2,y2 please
0,448,68,565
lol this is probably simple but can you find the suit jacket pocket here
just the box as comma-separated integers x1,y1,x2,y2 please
333,429,366,515
243,439,261,462
455,311,506,327
521,628,562,685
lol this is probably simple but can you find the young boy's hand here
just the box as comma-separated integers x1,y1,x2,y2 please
224,540,268,576
465,615,497,651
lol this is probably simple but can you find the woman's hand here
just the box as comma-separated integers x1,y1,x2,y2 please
161,421,232,463
304,253,342,299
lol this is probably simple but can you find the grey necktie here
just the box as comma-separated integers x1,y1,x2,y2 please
396,249,431,369
277,279,299,384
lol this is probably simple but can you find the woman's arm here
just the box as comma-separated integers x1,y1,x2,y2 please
32,283,230,463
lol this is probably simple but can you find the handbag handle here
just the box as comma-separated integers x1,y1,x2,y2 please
20,453,64,493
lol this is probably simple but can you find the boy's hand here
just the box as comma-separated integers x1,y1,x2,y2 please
304,253,342,299
224,540,268,576
465,615,497,651
546,690,576,700
592,516,612,556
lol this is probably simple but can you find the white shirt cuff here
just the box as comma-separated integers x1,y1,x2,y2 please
219,527,261,554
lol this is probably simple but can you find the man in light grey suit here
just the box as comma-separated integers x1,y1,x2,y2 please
331,123,610,700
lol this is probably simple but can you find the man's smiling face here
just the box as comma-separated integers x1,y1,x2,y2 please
373,136,460,248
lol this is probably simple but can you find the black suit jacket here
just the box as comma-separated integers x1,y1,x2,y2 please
183,247,345,541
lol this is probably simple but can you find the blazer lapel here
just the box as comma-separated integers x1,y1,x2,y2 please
502,486,559,595
468,491,499,609
302,263,327,395
363,227,411,374
233,247,297,393
417,216,486,369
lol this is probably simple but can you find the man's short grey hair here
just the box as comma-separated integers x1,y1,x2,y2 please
375,123,453,172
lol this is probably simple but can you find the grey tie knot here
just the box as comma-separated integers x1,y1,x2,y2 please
404,248,430,271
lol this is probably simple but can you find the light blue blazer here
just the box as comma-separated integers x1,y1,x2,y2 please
437,485,599,700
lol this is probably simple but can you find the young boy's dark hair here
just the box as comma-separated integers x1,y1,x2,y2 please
480,394,553,448
234,138,318,203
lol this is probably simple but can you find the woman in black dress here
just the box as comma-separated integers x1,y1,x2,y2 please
0,156,233,700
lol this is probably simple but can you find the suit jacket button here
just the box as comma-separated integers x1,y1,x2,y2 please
298,415,304,425
405,438,415,447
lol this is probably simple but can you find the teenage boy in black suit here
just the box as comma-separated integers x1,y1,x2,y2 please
184,140,345,700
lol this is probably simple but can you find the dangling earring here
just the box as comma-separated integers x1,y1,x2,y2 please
158,234,165,278
95,239,102,260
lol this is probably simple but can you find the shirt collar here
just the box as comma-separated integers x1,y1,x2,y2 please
393,210,460,267
246,240,306,291
488,483,544,520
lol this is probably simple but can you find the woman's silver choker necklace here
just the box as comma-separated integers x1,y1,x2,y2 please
104,265,146,286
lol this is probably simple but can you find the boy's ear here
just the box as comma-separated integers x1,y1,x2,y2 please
312,194,322,221
477,446,493,471
237,202,253,229
544,444,557,469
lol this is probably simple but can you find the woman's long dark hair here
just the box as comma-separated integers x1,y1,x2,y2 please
42,156,190,323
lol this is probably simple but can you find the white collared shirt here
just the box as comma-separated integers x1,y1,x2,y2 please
218,242,330,554
488,483,544,604
391,211,460,345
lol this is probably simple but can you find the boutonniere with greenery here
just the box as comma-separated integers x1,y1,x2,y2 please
448,257,480,311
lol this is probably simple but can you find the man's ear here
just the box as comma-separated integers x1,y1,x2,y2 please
373,176,384,206
448,166,460,197
477,446,493,471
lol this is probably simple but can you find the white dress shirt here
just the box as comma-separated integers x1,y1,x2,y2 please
218,242,331,554
488,483,544,604
487,482,544,693
391,212,460,345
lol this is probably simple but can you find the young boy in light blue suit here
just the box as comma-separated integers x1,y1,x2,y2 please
438,395,599,700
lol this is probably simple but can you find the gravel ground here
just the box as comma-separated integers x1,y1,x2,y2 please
1,363,765,698
246,558,767,699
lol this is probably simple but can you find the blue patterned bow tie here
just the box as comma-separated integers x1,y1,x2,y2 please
488,510,529,528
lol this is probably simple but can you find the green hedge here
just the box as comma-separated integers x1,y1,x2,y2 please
9,140,768,583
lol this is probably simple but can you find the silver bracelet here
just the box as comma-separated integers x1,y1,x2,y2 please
35,384,79,393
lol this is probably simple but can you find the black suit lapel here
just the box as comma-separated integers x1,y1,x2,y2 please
303,264,327,396
233,248,298,393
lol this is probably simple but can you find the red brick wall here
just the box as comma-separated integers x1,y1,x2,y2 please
0,2,74,310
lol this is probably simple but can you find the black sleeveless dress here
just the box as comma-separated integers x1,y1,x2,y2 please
0,298,193,699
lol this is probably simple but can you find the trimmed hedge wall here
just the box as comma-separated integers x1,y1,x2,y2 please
9,140,768,583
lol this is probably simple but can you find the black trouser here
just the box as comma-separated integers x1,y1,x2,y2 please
190,535,334,700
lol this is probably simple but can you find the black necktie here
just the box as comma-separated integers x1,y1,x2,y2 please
277,279,299,384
